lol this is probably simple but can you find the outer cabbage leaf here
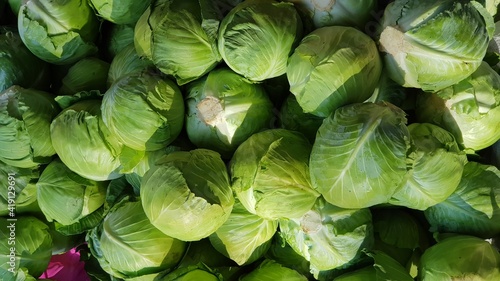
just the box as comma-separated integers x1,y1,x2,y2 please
209,201,278,265
287,26,382,117
0,161,40,216
218,0,303,82
50,99,123,181
378,0,494,91
310,102,410,209
0,86,60,168
0,27,50,92
279,198,373,276
230,129,320,220
389,123,467,210
141,149,234,241
0,216,52,278
186,67,273,158
424,162,500,238
419,235,500,280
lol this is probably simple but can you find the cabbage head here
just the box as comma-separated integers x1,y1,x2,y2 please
209,200,278,265
18,0,99,64
0,86,60,168
58,57,110,95
186,67,273,158
279,198,373,276
50,99,123,181
285,0,378,29
230,129,320,220
389,123,467,210
102,71,185,152
310,102,410,209
419,235,500,280
378,0,494,91
141,149,234,241
149,0,222,85
287,26,382,117
219,0,303,82
87,199,187,279
424,162,500,238
37,158,107,227
107,43,154,87
240,259,308,281
416,61,500,151
90,0,151,25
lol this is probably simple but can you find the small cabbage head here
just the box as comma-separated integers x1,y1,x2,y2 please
279,198,373,277
186,67,274,158
287,26,382,117
240,259,308,281
87,199,187,279
219,0,303,82
141,149,234,241
310,102,410,209
378,0,494,91
18,0,99,64
419,235,500,280
107,43,154,87
103,23,135,60
50,99,123,181
209,201,278,265
389,123,468,210
285,0,378,29
0,216,53,278
230,129,320,220
0,86,60,168
149,0,222,85
58,57,110,95
0,27,50,92
102,71,185,152
36,158,107,227
424,162,500,238
416,61,500,151
90,0,152,25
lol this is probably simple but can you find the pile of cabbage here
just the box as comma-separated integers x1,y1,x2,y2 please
1,0,500,280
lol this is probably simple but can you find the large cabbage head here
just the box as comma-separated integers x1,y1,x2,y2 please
230,129,320,220
218,0,303,82
186,67,273,158
0,86,60,168
378,0,494,91
141,149,234,241
310,102,410,209
102,71,185,152
18,0,99,64
415,61,500,151
287,26,382,118
50,99,123,181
